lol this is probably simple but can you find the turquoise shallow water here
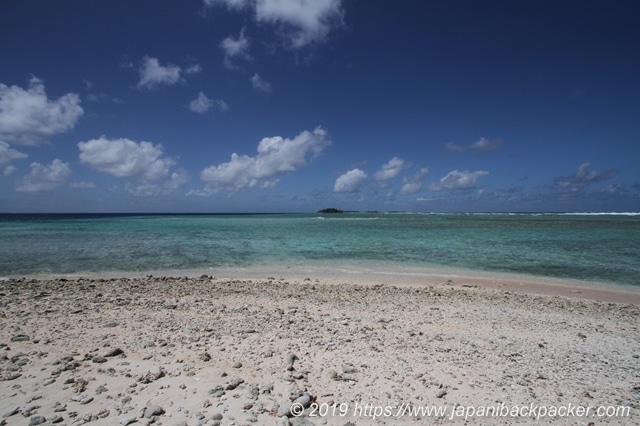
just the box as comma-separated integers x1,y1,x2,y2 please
1,213,639,286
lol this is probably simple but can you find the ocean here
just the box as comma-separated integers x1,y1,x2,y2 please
1,212,639,286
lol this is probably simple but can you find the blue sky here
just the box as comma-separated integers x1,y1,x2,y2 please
1,0,639,213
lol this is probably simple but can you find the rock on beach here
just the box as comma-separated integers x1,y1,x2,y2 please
0,275,638,425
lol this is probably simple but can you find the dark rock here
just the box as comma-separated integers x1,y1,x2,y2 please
105,348,124,357
10,334,30,342
226,377,244,390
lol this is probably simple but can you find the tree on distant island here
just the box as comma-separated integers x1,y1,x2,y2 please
317,208,344,213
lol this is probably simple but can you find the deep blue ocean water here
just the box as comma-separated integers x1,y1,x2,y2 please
1,213,639,286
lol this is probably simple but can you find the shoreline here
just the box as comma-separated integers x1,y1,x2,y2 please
5,264,640,305
1,275,638,425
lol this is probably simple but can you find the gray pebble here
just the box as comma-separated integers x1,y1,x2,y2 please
105,347,124,357
23,405,40,416
28,416,46,426
2,372,21,381
11,334,30,342
47,414,64,423
294,393,312,408
342,364,357,374
225,377,244,390
290,418,316,426
286,353,298,371
276,416,291,426
2,406,19,418
120,416,137,425
277,402,293,417
260,383,274,394
143,405,165,418
80,396,94,404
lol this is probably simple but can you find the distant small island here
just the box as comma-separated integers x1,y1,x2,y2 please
317,208,344,214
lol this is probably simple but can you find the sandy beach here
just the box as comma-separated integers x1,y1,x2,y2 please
1,273,639,425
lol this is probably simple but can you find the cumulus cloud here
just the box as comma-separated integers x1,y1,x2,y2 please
189,92,229,113
250,73,272,93
256,0,344,48
374,157,406,181
0,141,28,175
0,77,84,146
334,168,367,193
135,56,201,90
78,137,190,196
446,137,503,153
197,126,330,193
78,136,176,181
220,28,251,69
205,0,344,48
429,170,489,191
164,169,191,190
126,169,191,196
553,162,619,192
15,159,71,193
400,167,430,194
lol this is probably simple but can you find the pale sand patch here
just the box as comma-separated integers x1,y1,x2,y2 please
1,275,639,425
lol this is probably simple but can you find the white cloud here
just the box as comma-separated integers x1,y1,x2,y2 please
220,28,251,69
136,56,201,90
400,167,430,194
69,181,95,189
470,137,503,151
189,92,229,113
0,77,83,146
429,170,489,191
15,159,71,193
334,168,367,193
185,64,203,75
0,141,28,175
164,168,191,190
553,162,618,192
126,168,191,196
250,73,272,93
374,157,406,181
204,0,252,9
197,126,330,193
78,136,176,181
3,165,17,176
205,0,344,48
255,0,344,48
444,141,466,153
446,137,503,153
